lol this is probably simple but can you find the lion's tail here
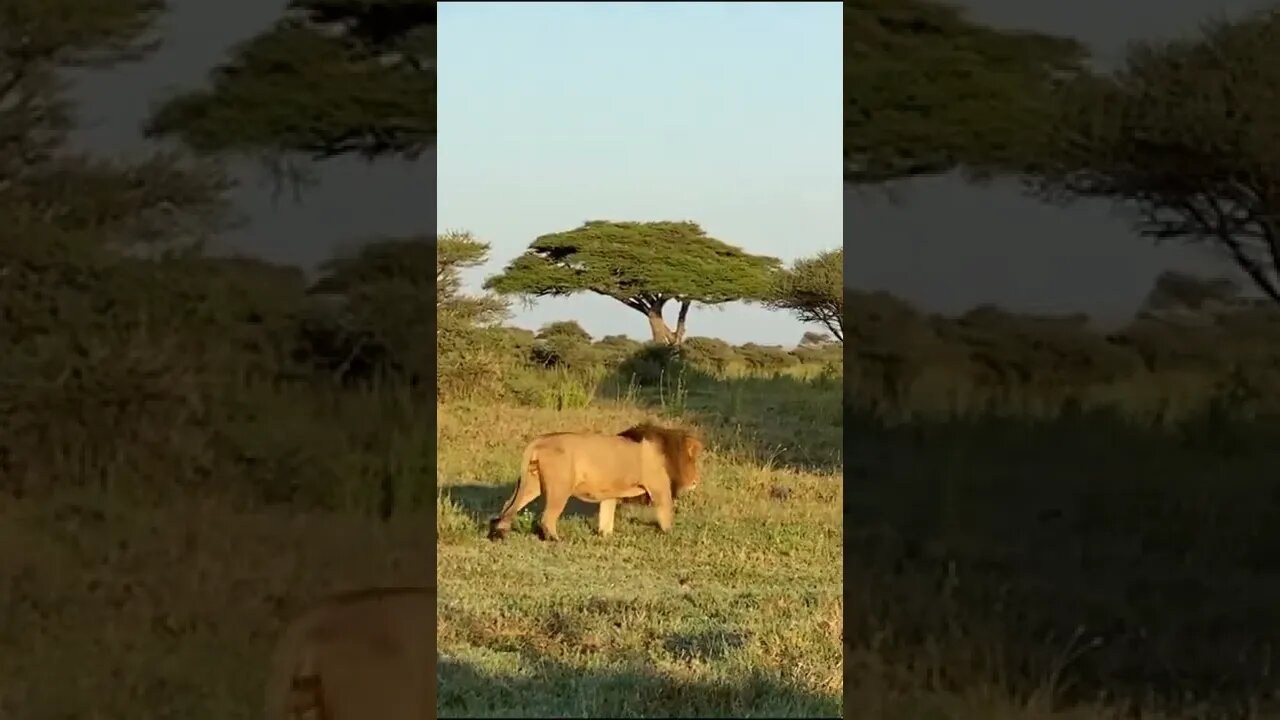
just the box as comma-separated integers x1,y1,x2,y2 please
496,441,541,518
263,613,322,720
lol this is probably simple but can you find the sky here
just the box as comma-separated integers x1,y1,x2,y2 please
436,2,842,345
62,0,1272,343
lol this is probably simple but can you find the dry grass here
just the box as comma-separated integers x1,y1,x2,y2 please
436,371,844,718
4,357,1279,719
0,490,428,720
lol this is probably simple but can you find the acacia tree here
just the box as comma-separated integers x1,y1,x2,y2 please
768,248,844,343
484,221,780,345
144,0,434,188
845,0,1088,186
1035,9,1280,305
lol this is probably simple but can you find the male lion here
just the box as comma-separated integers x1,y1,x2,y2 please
488,423,703,541
264,586,433,720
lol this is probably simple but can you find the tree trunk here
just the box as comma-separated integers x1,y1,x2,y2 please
672,300,691,344
646,308,674,344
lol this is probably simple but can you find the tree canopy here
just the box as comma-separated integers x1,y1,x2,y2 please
768,248,844,342
484,221,781,345
845,0,1088,185
143,0,435,176
1035,8,1280,304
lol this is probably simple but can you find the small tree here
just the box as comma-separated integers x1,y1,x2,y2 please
537,320,592,344
1036,10,1280,305
530,321,596,369
681,336,739,374
484,221,780,345
593,334,642,367
768,249,844,342
306,231,505,388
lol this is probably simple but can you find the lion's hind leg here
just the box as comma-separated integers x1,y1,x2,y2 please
489,463,542,541
536,484,570,542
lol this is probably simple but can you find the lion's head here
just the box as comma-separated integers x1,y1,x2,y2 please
617,423,704,496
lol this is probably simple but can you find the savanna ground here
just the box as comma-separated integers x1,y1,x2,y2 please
435,365,845,718
432,354,1280,720
5,352,1280,720
0,488,431,719
842,405,1280,720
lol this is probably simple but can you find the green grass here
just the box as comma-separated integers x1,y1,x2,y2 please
0,490,430,719
6,356,1279,719
436,361,1280,719
436,370,844,718
842,406,1280,720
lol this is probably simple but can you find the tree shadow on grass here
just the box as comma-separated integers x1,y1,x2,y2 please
437,652,839,718
598,360,843,478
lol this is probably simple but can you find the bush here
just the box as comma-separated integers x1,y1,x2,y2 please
617,342,686,386
738,343,796,372
681,336,739,373
594,334,643,366
530,335,599,369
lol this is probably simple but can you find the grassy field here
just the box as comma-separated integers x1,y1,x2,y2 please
0,491,430,719
436,369,845,718
6,359,1280,719
841,404,1280,720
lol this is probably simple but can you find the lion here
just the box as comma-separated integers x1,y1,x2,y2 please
264,586,433,720
488,423,703,541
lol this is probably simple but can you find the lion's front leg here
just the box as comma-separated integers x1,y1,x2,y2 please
644,484,674,532
596,499,618,536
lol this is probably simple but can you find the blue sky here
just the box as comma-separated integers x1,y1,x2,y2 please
437,2,842,346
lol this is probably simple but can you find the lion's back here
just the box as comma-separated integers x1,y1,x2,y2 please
527,432,661,491
529,432,638,468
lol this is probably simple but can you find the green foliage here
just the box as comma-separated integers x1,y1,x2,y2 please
486,220,780,305
431,233,510,399
309,234,436,385
144,0,435,170
680,336,740,374
840,270,1280,423
799,331,835,347
592,334,643,366
536,320,591,343
793,341,841,367
737,343,798,372
1,0,167,171
485,220,781,343
0,0,164,63
527,321,596,369
845,0,1088,184
1036,8,1280,303
617,342,686,387
13,2,1280,716
768,248,844,342
1,0,231,246
530,336,599,371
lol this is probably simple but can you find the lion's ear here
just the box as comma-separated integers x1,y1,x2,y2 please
686,437,703,457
